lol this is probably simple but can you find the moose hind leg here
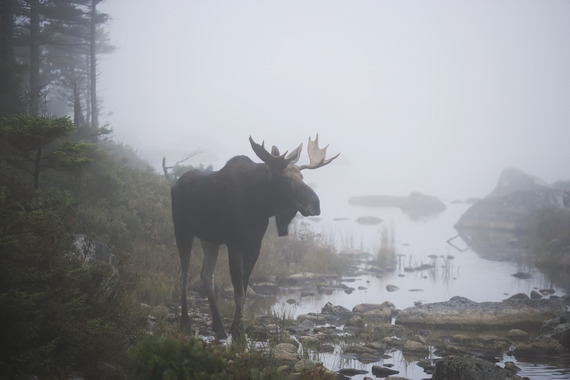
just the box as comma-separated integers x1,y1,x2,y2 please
200,241,226,339
177,234,194,330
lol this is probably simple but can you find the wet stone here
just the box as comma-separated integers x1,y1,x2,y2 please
337,368,368,376
371,365,399,377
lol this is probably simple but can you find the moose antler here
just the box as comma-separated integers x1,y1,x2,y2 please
298,134,340,170
249,136,302,171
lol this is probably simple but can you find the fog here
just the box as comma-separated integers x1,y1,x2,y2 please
98,0,570,203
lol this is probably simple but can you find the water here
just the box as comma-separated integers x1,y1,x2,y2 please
270,198,570,380
279,200,564,313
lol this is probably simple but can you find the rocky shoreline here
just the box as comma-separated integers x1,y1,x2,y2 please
152,269,570,380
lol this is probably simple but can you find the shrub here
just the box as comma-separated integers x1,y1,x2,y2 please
128,335,227,380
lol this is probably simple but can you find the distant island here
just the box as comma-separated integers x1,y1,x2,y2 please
348,192,447,217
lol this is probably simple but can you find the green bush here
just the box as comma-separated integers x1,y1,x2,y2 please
0,148,143,378
128,335,291,380
129,336,227,380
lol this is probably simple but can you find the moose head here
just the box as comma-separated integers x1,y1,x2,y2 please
249,134,340,236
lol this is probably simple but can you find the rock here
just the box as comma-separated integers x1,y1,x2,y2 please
512,272,532,279
417,359,436,374
540,316,568,334
400,192,447,216
514,339,566,357
396,296,567,330
352,301,396,315
432,355,523,380
386,284,399,292
297,313,327,325
294,358,318,372
403,340,428,353
537,316,570,349
273,343,299,364
503,361,521,373
69,234,119,304
371,365,399,377
362,308,392,322
491,167,548,196
506,329,529,342
338,368,368,376
383,336,404,348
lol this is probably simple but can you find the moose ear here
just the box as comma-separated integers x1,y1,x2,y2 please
286,143,303,166
271,146,280,156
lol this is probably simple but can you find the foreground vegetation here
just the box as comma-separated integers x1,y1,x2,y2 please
0,115,347,379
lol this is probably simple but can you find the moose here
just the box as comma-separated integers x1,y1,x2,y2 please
171,135,339,340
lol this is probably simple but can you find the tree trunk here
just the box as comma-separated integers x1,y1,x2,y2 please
0,0,14,63
29,0,41,115
89,0,98,127
0,0,21,117
73,79,84,127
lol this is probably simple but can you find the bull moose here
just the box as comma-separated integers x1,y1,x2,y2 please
171,135,339,340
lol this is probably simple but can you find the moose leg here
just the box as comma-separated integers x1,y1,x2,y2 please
177,234,194,330
228,248,246,339
200,241,226,339
242,244,261,295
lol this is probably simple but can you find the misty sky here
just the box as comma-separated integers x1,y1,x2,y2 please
98,1,570,201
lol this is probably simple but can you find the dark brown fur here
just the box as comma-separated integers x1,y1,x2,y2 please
171,137,336,340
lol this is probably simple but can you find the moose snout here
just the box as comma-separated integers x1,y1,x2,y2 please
308,201,320,216
299,200,320,216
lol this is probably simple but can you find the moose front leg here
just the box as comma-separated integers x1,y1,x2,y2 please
200,241,226,339
228,248,247,340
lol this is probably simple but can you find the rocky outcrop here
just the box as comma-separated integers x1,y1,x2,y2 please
396,294,567,330
456,168,568,232
455,168,570,260
348,192,446,216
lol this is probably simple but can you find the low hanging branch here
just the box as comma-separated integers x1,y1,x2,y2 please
162,149,202,183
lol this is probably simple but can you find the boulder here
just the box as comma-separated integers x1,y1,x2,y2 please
371,365,399,377
432,355,523,380
402,340,428,353
400,192,447,216
273,343,299,364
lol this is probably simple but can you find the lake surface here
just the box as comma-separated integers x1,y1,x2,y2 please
270,197,570,380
